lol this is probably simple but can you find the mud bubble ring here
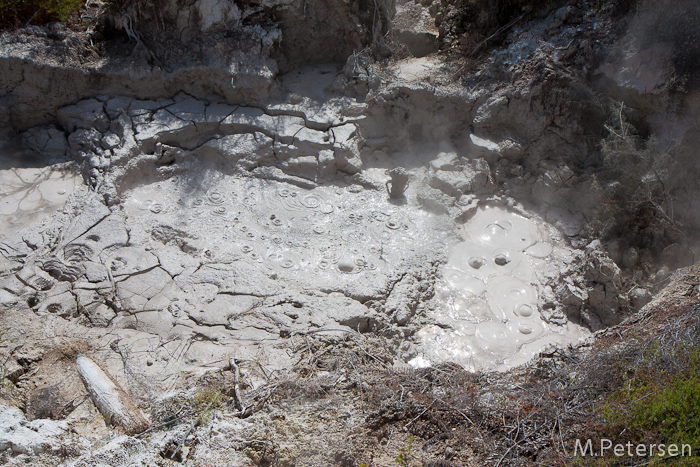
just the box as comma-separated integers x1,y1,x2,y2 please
301,194,322,208
206,190,226,205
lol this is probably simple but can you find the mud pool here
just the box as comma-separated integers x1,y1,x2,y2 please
418,207,589,371
120,169,589,371
0,80,602,381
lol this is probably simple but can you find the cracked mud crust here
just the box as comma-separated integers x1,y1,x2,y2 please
1,0,700,465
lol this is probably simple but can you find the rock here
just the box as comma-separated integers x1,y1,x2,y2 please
57,99,109,133
317,149,337,178
469,134,524,162
428,170,470,198
117,267,178,312
100,247,160,278
622,247,639,269
393,1,439,57
0,405,71,455
22,125,68,157
629,287,653,310
196,0,241,31
429,152,461,171
166,99,207,123
605,238,624,266
462,158,493,194
283,156,318,180
83,261,109,282
655,266,672,283
416,184,453,214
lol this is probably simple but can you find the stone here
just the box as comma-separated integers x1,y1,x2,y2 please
0,405,71,455
283,156,318,180
22,125,68,157
462,158,492,193
196,0,241,31
317,149,337,178
393,1,439,57
116,267,174,312
428,170,470,198
429,152,461,171
385,274,421,326
105,96,133,119
87,303,115,326
57,99,109,133
205,102,237,123
330,123,357,148
416,184,453,214
101,132,121,150
629,287,652,310
101,247,160,278
83,261,109,283
622,247,639,269
166,99,207,123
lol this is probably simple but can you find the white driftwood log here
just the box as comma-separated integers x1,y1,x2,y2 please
76,355,149,435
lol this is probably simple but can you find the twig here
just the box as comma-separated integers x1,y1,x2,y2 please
239,390,271,419
495,432,533,467
405,400,436,430
434,397,474,425
25,8,42,27
469,14,526,57
229,358,243,411
170,419,197,460
136,411,194,437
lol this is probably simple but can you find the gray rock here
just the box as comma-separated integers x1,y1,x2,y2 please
57,99,109,133
22,125,68,157
416,184,453,214
0,406,71,455
317,149,337,178
429,152,461,171
166,99,207,123
622,247,639,269
629,287,652,310
116,267,174,312
428,170,470,198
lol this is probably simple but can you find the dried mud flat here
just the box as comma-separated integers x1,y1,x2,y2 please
1,0,700,465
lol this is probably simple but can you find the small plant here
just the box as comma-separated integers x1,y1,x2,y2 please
599,342,700,463
395,435,414,466
0,0,83,28
0,332,13,390
190,388,226,424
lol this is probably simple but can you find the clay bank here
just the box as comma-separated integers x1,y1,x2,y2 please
0,0,699,465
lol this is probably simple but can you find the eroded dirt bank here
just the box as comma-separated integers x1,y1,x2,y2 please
0,0,699,465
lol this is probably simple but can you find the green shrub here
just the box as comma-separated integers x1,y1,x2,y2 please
592,100,684,252
600,343,700,463
190,388,226,424
0,0,82,28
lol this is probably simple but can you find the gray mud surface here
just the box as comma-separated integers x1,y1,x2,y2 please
1,0,699,465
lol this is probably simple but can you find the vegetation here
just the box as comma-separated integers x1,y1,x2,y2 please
0,0,82,28
189,388,227,424
599,342,700,464
592,99,687,256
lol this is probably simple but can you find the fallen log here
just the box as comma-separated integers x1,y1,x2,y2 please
76,355,149,435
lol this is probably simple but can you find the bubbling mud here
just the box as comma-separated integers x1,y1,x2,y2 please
121,171,454,294
413,206,590,371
